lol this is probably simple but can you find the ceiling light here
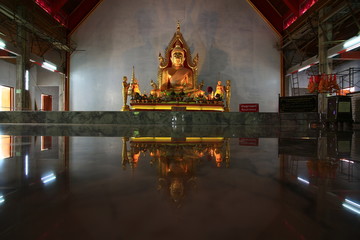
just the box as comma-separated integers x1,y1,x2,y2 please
344,35,360,48
345,42,360,52
41,60,57,72
298,65,311,72
0,39,5,49
344,35,360,52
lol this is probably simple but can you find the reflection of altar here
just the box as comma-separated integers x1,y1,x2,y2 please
122,137,230,205
122,22,231,112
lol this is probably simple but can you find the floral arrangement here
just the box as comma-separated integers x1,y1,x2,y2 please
131,89,223,104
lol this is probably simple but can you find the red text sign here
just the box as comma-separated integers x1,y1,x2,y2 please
239,138,259,146
239,104,259,112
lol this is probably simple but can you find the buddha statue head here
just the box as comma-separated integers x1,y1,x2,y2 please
171,42,185,67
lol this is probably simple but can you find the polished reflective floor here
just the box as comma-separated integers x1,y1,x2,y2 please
0,126,359,240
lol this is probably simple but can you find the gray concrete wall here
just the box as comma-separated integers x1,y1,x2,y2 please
35,86,59,111
0,60,64,110
0,60,16,88
70,0,281,112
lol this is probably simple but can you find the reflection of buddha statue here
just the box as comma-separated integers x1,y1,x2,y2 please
161,43,193,91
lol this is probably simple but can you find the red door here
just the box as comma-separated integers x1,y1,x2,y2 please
41,94,52,111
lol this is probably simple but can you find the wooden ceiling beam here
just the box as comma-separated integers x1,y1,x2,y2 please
282,0,299,16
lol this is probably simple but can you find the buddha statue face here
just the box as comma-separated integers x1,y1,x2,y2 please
171,45,185,67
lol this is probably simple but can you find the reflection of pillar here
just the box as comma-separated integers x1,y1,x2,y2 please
316,134,329,220
318,8,333,115
16,136,31,181
59,136,70,194
15,5,31,110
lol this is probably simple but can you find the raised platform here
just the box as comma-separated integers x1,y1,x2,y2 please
0,111,320,127
130,102,225,111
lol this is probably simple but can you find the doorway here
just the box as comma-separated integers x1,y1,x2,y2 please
41,94,52,111
0,85,13,111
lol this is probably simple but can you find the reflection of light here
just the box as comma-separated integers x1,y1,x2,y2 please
25,154,29,176
41,173,56,184
343,204,360,215
343,198,360,215
345,199,360,208
340,158,354,164
0,195,4,204
297,177,309,184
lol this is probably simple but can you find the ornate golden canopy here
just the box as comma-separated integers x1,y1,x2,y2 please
158,22,199,92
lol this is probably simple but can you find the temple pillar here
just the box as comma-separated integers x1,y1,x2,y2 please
317,8,333,116
15,5,31,111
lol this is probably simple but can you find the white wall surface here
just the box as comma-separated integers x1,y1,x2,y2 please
70,0,281,112
0,60,16,88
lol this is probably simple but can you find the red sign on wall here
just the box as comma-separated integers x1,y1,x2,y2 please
239,138,259,146
239,104,259,112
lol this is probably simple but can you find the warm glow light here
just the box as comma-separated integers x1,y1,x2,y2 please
284,0,318,29
130,137,224,143
300,0,318,15
340,158,354,164
34,0,66,26
41,173,56,184
297,177,309,184
131,104,224,111
186,137,224,142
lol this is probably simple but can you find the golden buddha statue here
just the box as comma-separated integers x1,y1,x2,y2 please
161,42,193,91
121,21,231,112
158,22,199,93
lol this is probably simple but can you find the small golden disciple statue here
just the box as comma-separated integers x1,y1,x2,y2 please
150,79,161,97
225,80,231,112
122,76,130,111
214,81,225,98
